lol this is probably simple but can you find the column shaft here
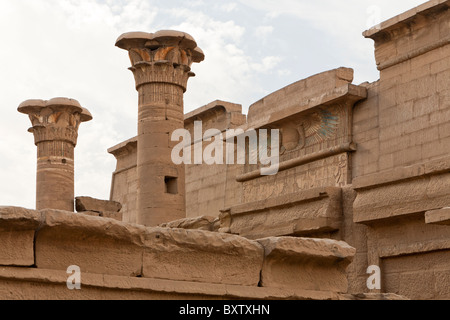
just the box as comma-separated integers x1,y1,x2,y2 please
36,140,75,211
116,30,204,227
136,81,186,226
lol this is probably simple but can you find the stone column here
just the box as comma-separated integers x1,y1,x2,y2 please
18,98,92,212
115,30,204,226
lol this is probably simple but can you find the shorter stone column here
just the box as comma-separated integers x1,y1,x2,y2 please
18,98,92,212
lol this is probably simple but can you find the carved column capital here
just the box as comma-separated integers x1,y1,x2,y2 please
18,98,92,146
18,97,92,212
115,30,205,91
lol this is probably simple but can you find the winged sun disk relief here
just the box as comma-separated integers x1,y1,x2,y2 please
280,107,340,155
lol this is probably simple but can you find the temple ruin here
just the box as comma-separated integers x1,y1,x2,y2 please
0,0,449,300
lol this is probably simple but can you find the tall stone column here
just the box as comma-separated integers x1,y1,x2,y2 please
18,98,92,212
115,30,204,226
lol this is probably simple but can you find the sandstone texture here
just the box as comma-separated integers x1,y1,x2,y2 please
257,237,355,293
0,206,360,300
4,0,450,301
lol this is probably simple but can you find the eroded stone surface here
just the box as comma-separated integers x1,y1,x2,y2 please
257,237,355,293
75,197,123,221
159,216,216,231
219,187,343,239
35,210,145,277
1,207,264,287
75,197,122,213
143,227,264,286
0,207,42,266
425,208,450,226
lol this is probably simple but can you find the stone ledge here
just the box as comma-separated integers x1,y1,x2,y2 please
353,157,450,224
0,207,264,286
219,187,343,239
257,237,355,293
0,266,342,300
353,156,450,190
425,208,450,226
339,293,408,300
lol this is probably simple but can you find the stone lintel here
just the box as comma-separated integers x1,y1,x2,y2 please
219,187,343,239
257,237,355,293
425,208,450,226
353,156,450,224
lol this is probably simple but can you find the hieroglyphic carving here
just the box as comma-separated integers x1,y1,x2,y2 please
334,154,348,186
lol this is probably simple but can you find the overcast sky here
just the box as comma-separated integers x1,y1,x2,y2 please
0,0,426,209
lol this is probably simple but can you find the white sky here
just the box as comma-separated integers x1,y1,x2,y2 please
0,0,426,209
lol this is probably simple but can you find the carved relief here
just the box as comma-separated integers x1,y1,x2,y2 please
334,154,348,186
279,106,342,155
129,46,194,68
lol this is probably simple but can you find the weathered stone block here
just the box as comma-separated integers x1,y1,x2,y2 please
425,207,450,225
353,156,450,223
0,230,35,267
219,187,343,239
142,228,264,286
35,210,144,277
257,237,355,293
159,216,217,231
0,207,42,267
75,197,122,213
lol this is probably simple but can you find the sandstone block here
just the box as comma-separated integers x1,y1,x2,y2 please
75,197,122,213
353,156,450,223
142,228,264,286
159,216,216,231
0,230,35,267
425,207,450,225
219,187,343,239
257,237,355,293
35,210,145,277
0,207,42,267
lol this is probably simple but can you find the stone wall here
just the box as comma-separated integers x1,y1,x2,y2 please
107,0,450,300
0,206,359,300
